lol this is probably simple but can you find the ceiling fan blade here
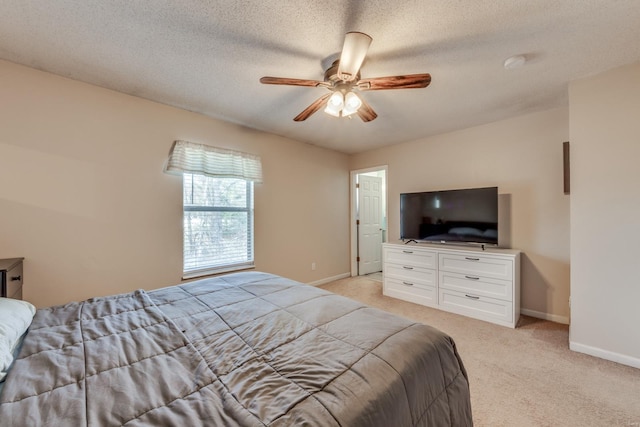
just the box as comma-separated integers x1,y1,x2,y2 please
260,76,326,87
337,32,372,81
357,98,378,122
293,93,332,121
358,73,431,90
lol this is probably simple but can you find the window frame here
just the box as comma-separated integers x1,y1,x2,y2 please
182,173,255,279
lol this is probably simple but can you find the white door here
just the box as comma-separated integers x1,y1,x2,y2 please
358,175,383,275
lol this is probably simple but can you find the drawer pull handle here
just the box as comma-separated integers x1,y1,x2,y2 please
465,294,480,300
10,275,21,281
403,266,414,270
402,281,414,286
465,257,480,261
465,275,480,280
402,250,414,254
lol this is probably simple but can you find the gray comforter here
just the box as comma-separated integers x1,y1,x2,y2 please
0,271,472,426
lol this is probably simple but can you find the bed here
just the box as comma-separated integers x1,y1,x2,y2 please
0,271,472,426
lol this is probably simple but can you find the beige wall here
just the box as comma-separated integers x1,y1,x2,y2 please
0,60,351,308
350,108,571,322
569,62,640,367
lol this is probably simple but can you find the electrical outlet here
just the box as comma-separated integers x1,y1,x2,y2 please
311,262,316,271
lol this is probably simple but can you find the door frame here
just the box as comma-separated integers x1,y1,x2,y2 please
350,165,388,277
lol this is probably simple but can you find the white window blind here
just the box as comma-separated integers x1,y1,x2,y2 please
182,174,254,276
163,140,260,278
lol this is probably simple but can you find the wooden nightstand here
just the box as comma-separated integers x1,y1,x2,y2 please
1,258,24,300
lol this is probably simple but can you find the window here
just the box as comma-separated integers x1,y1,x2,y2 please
163,140,262,278
182,173,254,277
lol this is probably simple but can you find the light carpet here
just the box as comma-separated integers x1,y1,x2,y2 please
319,276,640,427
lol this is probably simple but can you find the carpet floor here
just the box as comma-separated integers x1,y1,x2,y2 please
319,276,640,427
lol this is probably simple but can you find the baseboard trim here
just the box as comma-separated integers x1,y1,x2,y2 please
308,273,351,287
521,308,570,325
569,341,640,369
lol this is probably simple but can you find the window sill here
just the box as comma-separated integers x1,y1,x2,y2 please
182,262,255,280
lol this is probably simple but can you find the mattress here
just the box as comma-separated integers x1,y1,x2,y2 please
0,271,472,426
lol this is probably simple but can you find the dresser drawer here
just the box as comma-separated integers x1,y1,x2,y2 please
439,253,513,281
5,263,23,299
439,288,513,324
385,264,436,287
384,277,437,307
384,247,436,268
439,270,512,301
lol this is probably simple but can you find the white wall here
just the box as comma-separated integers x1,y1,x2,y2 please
351,108,571,323
0,60,351,308
569,62,640,368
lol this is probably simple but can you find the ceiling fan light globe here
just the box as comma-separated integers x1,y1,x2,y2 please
324,103,342,117
328,91,345,108
344,92,362,111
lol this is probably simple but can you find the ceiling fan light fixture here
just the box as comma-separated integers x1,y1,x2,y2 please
342,92,362,116
324,91,344,117
328,91,344,108
324,104,341,117
337,32,372,81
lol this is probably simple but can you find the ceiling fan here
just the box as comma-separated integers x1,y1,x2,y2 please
260,32,431,122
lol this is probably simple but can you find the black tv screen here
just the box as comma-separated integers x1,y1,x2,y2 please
400,187,498,246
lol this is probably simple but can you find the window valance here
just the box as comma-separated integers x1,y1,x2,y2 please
163,140,263,183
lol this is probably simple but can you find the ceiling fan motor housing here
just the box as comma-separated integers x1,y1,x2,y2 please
325,60,360,85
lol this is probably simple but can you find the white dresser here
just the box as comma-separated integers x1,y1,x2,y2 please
383,243,520,328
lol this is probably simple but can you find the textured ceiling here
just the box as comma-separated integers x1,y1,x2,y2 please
1,1,640,154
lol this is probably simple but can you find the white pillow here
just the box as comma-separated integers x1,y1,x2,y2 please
483,229,498,238
0,298,36,382
448,227,483,236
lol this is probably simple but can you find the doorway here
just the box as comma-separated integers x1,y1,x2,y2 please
350,166,387,277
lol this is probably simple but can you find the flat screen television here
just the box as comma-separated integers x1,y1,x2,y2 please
400,186,498,246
